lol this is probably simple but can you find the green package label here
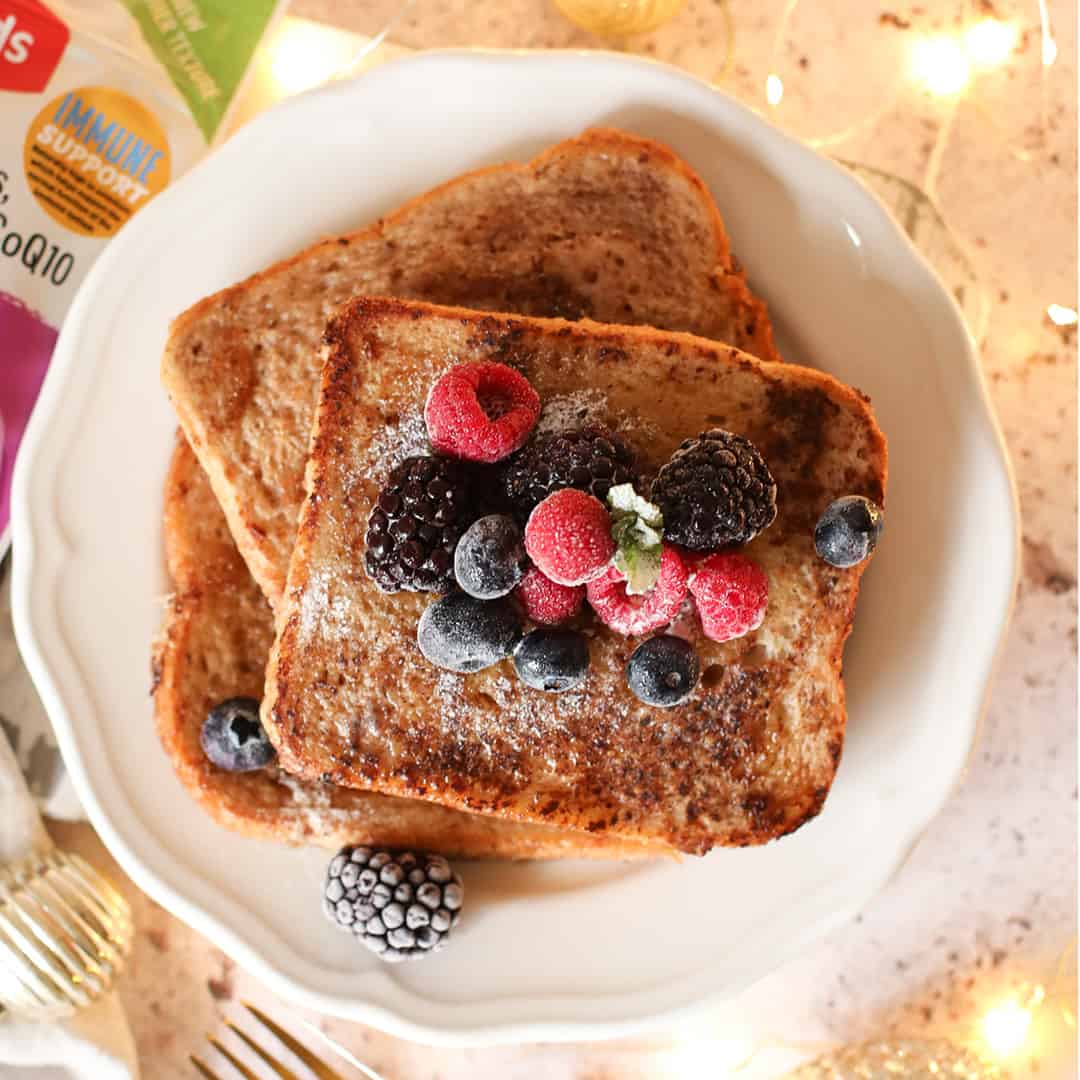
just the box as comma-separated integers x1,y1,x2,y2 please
119,0,279,141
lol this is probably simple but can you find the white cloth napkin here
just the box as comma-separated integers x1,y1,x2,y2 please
0,729,138,1080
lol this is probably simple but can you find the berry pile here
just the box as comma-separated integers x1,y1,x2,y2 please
360,357,883,719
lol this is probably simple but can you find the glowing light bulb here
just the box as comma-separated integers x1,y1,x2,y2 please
656,1031,757,1076
911,37,972,96
1043,36,1058,65
980,998,1034,1059
1047,304,1079,326
267,18,358,97
964,19,1018,67
766,73,784,106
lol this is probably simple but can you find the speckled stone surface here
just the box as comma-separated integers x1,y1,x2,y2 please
3,1,1075,1076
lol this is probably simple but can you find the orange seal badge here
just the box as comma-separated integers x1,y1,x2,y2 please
22,85,171,238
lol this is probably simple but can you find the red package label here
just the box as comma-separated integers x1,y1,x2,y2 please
0,0,68,93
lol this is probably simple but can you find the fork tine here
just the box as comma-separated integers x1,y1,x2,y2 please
208,1036,263,1080
295,1016,390,1080
224,1023,302,1080
242,1003,349,1080
190,1056,222,1080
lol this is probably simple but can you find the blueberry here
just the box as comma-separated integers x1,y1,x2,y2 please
626,636,700,708
814,496,884,568
200,697,276,772
454,515,528,600
417,593,521,673
513,629,589,693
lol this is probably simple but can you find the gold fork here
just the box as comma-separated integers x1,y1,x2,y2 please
0,847,133,1019
193,1002,387,1080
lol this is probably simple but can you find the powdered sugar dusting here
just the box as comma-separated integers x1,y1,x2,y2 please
535,389,609,435
274,768,334,809
535,389,660,465
367,406,429,476
298,566,355,643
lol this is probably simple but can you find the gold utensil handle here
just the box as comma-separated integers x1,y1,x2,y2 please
0,849,133,1019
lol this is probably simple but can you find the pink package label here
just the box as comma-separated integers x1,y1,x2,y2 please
1,290,57,542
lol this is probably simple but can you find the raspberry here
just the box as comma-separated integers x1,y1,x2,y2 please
586,545,689,636
524,489,615,586
515,567,585,625
689,553,769,642
425,362,540,464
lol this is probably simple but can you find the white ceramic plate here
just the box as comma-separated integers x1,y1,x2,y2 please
11,51,1018,1045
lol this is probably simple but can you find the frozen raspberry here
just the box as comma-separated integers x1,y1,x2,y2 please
689,553,769,642
586,545,689,636
425,362,540,464
524,489,615,586
515,567,585,625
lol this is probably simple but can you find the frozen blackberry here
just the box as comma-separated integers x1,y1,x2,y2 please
364,456,473,593
417,592,521,673
322,847,463,962
499,426,637,523
650,429,777,551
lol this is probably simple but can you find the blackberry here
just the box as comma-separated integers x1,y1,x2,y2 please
322,847,463,962
650,429,777,551
364,456,473,592
499,426,637,523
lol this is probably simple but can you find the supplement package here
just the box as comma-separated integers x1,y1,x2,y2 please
0,0,281,552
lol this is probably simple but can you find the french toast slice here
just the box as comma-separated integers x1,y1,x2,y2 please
162,127,780,610
153,435,657,858
263,300,888,856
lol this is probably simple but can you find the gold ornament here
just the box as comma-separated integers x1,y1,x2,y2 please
552,0,687,37
784,1039,1006,1079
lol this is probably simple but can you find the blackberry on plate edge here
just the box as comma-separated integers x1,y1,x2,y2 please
323,847,464,962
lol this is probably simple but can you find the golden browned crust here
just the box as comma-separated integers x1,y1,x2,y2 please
264,300,888,856
162,127,780,611
154,435,660,858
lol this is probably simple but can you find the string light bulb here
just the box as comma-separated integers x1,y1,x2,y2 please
265,17,360,96
979,994,1038,1060
655,1037,757,1076
911,36,972,97
766,73,784,106
1047,303,1078,326
964,19,1018,68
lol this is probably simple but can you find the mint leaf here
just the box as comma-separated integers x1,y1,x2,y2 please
608,483,663,528
608,485,664,594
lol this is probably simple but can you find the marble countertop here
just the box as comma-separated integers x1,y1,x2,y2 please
3,1,1076,1076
